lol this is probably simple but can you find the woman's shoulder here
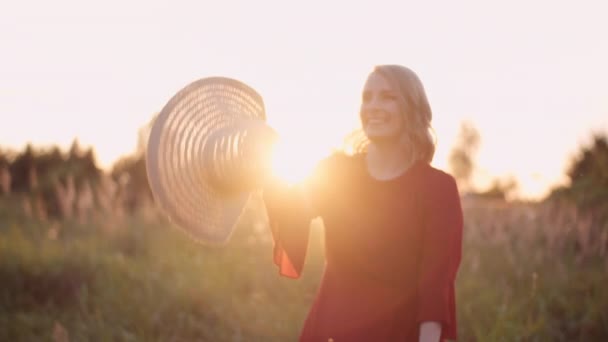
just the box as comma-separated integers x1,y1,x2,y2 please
414,162,459,192
308,151,360,184
317,151,360,171
412,164,461,214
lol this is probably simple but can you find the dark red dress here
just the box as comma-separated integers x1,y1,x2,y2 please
265,153,463,341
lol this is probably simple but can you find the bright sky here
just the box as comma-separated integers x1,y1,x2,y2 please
1,0,607,200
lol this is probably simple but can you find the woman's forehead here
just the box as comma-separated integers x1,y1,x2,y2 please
363,72,393,92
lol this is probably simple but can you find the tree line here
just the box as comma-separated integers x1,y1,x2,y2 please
1,121,606,227
0,139,152,222
448,121,608,225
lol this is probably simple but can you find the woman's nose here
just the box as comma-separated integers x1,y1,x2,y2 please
364,95,382,112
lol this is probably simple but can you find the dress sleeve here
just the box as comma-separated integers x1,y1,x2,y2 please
263,155,334,279
264,181,314,279
416,172,463,340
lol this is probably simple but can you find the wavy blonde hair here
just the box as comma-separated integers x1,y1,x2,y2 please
343,65,436,164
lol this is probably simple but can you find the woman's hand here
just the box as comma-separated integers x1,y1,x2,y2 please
419,321,441,342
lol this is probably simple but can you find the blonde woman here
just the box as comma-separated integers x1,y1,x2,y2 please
265,65,463,342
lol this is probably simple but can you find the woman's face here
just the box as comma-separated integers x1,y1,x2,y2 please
360,72,404,142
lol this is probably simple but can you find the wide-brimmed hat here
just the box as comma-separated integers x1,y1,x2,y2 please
146,77,274,244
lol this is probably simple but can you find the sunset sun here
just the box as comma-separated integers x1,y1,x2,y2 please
270,134,329,185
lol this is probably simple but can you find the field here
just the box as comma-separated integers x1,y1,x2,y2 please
1,194,607,341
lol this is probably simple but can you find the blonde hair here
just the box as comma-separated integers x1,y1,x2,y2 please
343,65,436,164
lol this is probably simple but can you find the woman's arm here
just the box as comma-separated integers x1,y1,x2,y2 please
264,179,314,278
416,172,463,340
264,153,338,278
419,321,442,342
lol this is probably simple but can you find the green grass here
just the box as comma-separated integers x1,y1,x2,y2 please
456,242,607,341
0,204,607,341
0,207,325,342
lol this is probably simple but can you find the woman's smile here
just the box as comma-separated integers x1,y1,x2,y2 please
360,72,403,141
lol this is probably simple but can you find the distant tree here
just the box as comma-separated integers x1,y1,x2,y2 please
77,147,101,188
548,133,608,223
68,138,82,160
109,116,157,213
0,150,11,195
477,176,519,201
35,147,64,181
3,140,103,219
111,154,152,213
9,143,36,192
0,147,15,167
63,139,101,191
565,134,608,207
449,121,481,192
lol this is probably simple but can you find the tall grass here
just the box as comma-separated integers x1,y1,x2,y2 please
0,195,607,341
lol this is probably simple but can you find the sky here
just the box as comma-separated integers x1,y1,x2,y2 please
1,0,607,200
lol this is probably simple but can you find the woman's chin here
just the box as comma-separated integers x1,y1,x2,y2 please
364,130,400,143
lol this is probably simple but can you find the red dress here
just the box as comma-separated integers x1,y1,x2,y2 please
265,153,463,341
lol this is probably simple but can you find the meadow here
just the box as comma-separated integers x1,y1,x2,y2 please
1,191,607,342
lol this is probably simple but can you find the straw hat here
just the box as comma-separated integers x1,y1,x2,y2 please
146,77,275,244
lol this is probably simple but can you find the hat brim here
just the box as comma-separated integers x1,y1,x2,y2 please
146,77,266,244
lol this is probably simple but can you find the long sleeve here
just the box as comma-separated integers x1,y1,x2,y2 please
263,154,338,279
416,172,463,340
264,181,314,279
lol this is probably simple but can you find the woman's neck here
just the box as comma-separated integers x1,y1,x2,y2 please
365,141,414,180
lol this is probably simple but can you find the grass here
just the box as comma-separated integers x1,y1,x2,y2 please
0,198,607,341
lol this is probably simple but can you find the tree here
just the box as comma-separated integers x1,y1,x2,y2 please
477,176,519,201
448,121,481,192
108,115,157,213
548,133,608,225
9,143,36,192
565,134,608,211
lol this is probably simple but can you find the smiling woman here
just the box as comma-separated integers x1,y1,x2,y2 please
264,65,463,342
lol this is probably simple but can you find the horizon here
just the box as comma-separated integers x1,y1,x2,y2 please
0,127,603,202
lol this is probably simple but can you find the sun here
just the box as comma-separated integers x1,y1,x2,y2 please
270,134,332,186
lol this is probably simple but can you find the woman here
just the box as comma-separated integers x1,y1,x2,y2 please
264,65,463,342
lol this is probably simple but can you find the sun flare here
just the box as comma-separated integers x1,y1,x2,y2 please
270,135,332,185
